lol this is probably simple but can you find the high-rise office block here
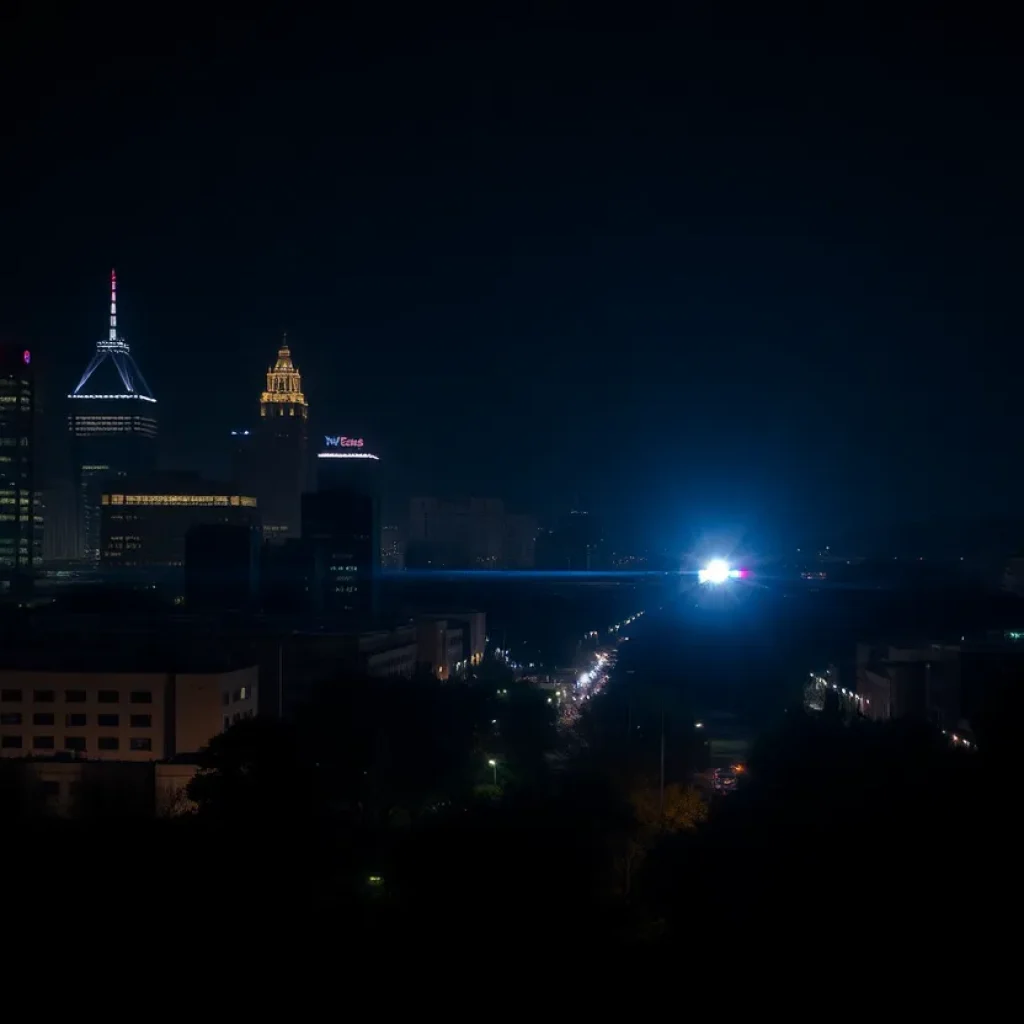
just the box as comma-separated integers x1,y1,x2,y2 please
67,271,157,562
302,433,381,623
255,337,308,542
100,475,258,569
302,490,379,623
0,344,37,594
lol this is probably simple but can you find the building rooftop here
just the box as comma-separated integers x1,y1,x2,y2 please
69,270,156,403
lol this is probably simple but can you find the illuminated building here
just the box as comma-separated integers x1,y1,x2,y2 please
303,433,380,623
255,336,308,541
0,344,38,594
315,433,380,493
67,270,157,562
100,475,258,569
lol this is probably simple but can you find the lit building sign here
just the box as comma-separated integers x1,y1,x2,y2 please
22,350,30,365
324,436,364,448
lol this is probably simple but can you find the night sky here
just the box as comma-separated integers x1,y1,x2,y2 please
1,6,1020,551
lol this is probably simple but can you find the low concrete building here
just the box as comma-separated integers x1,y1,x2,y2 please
0,664,258,762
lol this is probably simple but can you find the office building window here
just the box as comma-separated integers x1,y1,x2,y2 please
65,713,86,728
0,712,21,726
0,735,22,749
64,737,86,752
33,690,55,703
33,736,54,750
97,690,119,704
223,716,230,731
97,713,119,727
32,713,54,726
129,714,151,728
222,692,230,706
129,691,152,704
65,690,87,703
98,736,119,751
239,686,248,700
1,689,22,702
129,737,152,752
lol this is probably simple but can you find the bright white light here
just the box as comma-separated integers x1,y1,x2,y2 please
68,393,156,402
317,452,380,460
699,559,730,584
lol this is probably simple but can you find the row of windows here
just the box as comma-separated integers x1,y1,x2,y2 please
223,710,255,730
1,712,151,727
222,686,251,706
0,689,153,704
0,735,152,752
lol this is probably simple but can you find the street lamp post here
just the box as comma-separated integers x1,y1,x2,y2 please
488,758,497,786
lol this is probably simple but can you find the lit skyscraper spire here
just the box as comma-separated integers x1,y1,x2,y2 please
70,267,155,401
67,268,158,562
241,333,309,541
109,268,117,342
261,332,308,413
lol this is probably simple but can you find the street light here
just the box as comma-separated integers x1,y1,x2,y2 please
488,758,497,785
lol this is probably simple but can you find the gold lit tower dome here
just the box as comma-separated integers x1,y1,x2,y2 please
260,333,308,419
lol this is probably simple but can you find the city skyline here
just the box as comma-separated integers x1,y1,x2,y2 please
4,9,1023,555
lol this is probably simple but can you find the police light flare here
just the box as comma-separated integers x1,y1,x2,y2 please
698,559,749,584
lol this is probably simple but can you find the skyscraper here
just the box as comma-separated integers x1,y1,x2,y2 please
255,336,308,542
0,343,37,594
301,432,381,623
67,270,157,562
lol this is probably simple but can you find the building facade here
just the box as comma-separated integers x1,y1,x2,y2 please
67,271,157,562
0,664,258,762
302,489,379,624
0,344,38,594
41,479,78,563
100,475,258,568
299,433,382,623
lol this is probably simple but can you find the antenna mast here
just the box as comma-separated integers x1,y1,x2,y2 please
109,269,117,342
